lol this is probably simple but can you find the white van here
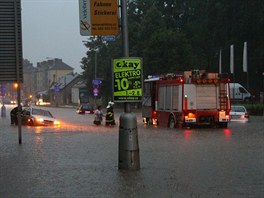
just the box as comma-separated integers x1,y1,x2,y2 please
229,83,251,102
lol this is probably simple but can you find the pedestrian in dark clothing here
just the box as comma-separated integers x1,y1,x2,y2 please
10,106,18,125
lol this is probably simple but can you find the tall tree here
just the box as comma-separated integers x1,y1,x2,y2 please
80,0,264,98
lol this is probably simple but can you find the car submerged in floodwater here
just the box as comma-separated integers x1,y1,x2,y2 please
21,107,60,126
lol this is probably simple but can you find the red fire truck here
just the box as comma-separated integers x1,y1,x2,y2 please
142,70,231,128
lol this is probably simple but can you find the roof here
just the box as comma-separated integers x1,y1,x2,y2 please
49,62,74,71
72,80,87,88
37,58,74,71
50,73,80,90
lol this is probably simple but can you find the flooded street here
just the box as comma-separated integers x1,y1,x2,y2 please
1,105,263,197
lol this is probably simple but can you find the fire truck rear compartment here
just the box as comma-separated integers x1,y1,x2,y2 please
199,115,215,125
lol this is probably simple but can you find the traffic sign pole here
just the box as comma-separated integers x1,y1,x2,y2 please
1,83,6,117
118,0,140,171
92,79,102,107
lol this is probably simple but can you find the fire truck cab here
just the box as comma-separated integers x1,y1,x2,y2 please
142,70,231,128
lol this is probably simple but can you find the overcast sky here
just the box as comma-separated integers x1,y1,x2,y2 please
22,0,86,73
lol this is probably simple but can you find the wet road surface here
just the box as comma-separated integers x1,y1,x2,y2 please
1,105,264,197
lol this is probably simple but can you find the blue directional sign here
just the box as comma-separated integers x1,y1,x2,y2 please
92,79,102,85
54,84,59,93
102,36,116,42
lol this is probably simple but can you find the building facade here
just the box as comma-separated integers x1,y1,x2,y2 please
49,73,84,106
23,58,77,104
36,58,74,93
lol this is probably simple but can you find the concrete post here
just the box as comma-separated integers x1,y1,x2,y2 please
118,112,140,170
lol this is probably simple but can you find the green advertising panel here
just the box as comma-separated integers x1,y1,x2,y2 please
113,58,143,102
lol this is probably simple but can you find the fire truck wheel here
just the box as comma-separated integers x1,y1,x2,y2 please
168,116,175,129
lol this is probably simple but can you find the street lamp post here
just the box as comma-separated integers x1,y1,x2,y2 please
1,83,6,117
262,72,264,104
94,50,98,107
118,0,140,171
95,50,97,80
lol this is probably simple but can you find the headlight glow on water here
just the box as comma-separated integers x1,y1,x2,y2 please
36,118,44,122
54,121,61,125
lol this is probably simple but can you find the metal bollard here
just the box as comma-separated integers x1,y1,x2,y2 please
118,112,140,170
1,105,6,117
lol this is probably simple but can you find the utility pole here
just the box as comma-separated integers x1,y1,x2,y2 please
94,51,97,106
0,83,6,117
95,50,97,80
14,0,22,144
118,0,140,170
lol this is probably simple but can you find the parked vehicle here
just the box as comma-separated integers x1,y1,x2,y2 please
21,107,60,126
10,99,17,104
76,104,94,114
142,70,231,128
230,105,249,122
230,83,251,102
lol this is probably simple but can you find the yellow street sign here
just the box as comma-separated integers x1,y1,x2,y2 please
79,0,119,36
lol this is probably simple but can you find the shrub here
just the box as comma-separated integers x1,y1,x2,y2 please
244,104,264,116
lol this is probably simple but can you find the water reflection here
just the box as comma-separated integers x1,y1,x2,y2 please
35,134,43,144
223,128,232,138
182,127,233,139
183,129,192,139
34,126,42,134
25,122,113,133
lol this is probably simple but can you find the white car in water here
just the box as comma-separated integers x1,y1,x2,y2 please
21,107,61,126
230,105,249,122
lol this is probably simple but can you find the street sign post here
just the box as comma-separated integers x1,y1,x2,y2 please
93,88,98,96
92,79,102,104
1,83,6,117
117,0,141,170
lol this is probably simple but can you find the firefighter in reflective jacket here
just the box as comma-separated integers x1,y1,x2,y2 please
105,101,115,126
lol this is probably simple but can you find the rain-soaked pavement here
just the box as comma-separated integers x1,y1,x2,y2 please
0,105,264,198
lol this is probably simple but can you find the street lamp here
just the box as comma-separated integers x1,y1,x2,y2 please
13,83,18,89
